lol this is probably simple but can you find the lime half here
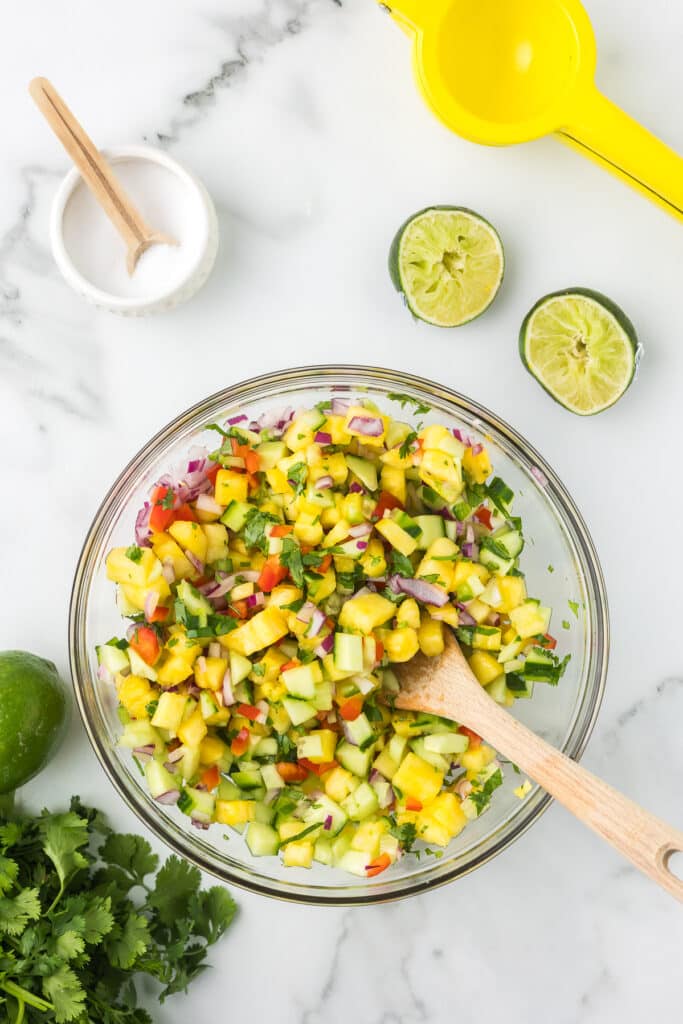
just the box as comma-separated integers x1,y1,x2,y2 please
520,288,641,416
389,206,504,327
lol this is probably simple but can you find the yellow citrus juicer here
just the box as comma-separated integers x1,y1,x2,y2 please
380,0,683,221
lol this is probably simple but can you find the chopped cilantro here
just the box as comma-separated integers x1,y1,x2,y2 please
282,597,306,612
145,700,159,717
389,551,414,578
160,489,175,510
243,508,279,553
399,430,418,459
126,545,143,563
280,537,305,588
547,563,555,573
387,392,431,415
468,767,503,814
562,620,570,630
287,461,308,495
388,816,417,852
420,573,441,584
568,599,580,618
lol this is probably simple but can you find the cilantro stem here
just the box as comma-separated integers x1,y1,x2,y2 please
12,995,24,1024
1,981,54,1014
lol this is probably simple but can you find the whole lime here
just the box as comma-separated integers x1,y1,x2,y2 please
0,651,69,794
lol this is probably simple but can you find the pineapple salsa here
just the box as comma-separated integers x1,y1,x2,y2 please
98,396,568,877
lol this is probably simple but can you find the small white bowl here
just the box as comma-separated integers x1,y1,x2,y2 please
50,144,219,316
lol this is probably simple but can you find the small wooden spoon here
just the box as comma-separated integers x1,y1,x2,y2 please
29,77,176,275
397,630,683,901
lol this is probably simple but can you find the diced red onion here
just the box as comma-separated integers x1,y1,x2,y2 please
196,656,206,675
191,817,211,830
341,722,359,746
356,540,368,551
227,414,248,425
355,676,375,696
296,601,317,624
461,541,479,560
312,475,334,490
155,790,181,805
330,397,350,415
315,431,332,445
455,603,477,626
470,443,483,456
126,623,138,642
348,522,373,538
187,459,205,474
185,551,205,575
166,746,185,764
144,590,159,621
255,700,269,725
455,778,473,798
465,523,475,545
222,669,235,706
531,465,548,487
348,415,384,437
161,559,176,584
195,493,225,516
254,405,295,437
486,612,501,627
208,570,260,599
348,481,364,494
163,762,179,774
186,682,201,698
307,608,326,638
247,592,265,609
323,814,333,831
134,502,153,548
453,427,474,447
388,575,449,607
133,745,155,758
314,634,335,658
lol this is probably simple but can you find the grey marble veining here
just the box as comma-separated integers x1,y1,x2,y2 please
1,0,681,1021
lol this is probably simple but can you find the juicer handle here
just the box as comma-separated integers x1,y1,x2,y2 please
562,86,683,223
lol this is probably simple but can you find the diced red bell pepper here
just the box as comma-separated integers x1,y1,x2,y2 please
227,600,249,620
374,491,403,518
231,727,250,756
405,797,423,812
199,765,221,791
173,503,197,522
270,524,293,537
474,506,493,530
206,463,220,486
317,554,332,575
365,853,391,877
128,626,160,666
298,757,339,776
374,638,384,662
149,486,175,532
339,694,364,721
258,556,289,593
236,702,261,722
147,605,170,624
458,725,482,748
539,633,557,650
276,762,308,783
280,658,301,674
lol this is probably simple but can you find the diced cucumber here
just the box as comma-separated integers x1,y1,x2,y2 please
346,455,378,492
341,781,379,821
305,485,336,508
506,672,534,698
336,740,372,777
409,737,450,773
199,690,220,720
370,775,392,807
485,675,509,704
232,769,263,790
220,500,252,531
253,801,275,825
486,477,514,515
282,697,317,727
246,821,280,857
178,786,216,821
260,763,285,790
96,643,130,675
180,745,200,783
253,736,278,757
444,520,459,542
334,633,364,673
230,651,252,685
313,837,334,865
335,850,371,876
282,663,319,699
491,527,524,558
414,515,446,549
119,720,163,754
144,760,179,799
128,647,158,682
311,679,333,711
304,794,348,836
523,647,561,684
254,441,288,469
479,539,514,575
391,509,422,538
423,732,469,755
341,712,375,750
176,580,213,624
233,680,253,704
388,733,408,763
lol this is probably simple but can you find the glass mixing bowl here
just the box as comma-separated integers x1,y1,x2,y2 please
69,366,608,904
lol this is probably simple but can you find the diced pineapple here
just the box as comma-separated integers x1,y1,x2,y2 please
464,599,491,624
119,576,171,613
323,415,352,445
282,840,314,868
380,465,406,504
417,792,467,846
396,598,420,629
216,800,256,825
267,584,304,608
199,735,228,765
383,628,419,663
468,650,503,685
195,656,228,691
472,627,502,651
312,452,348,486
338,593,395,634
293,517,324,547
372,748,399,780
452,560,490,589
340,492,364,524
510,600,552,639
224,606,288,656
296,728,337,764
164,626,202,664
351,819,387,856
325,766,356,802
177,707,208,747
392,752,444,803
343,406,387,447
491,575,527,612
156,655,194,686
426,602,460,627
375,517,417,556
203,523,230,564
168,520,208,561
418,616,444,656
308,569,336,605
460,743,496,775
150,532,196,579
214,469,248,506
151,691,188,732
323,519,352,548
256,645,290,680
360,539,387,579
265,466,292,495
118,675,155,719
106,547,160,586
391,712,418,737
463,445,493,484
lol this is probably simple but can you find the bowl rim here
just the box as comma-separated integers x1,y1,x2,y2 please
69,364,609,905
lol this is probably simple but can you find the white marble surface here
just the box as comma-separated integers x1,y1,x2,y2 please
1,0,681,1019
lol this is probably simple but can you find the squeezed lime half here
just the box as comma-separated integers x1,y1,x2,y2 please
519,288,640,415
389,206,505,327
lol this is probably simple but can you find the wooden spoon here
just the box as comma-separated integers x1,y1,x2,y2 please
396,630,683,901
29,77,176,275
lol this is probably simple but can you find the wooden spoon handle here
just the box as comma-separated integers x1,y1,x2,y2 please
463,691,683,901
28,77,153,254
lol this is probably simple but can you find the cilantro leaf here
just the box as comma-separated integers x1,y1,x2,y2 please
126,546,143,563
39,812,90,907
0,853,18,894
389,551,414,578
101,833,158,886
105,913,150,969
43,964,87,1023
148,856,201,927
388,817,417,852
286,461,308,495
190,888,237,944
568,599,580,618
242,508,279,553
399,430,418,460
0,887,41,935
280,537,304,588
387,392,431,415
468,768,503,814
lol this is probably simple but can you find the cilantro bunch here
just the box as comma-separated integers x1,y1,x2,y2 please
0,798,236,1023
